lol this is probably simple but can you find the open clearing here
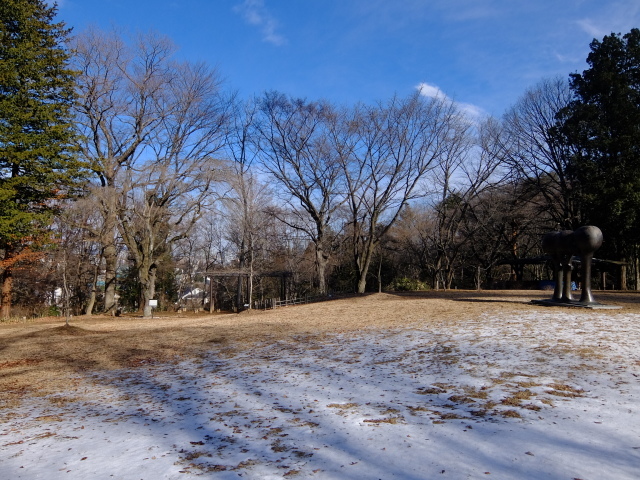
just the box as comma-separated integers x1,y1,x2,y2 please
1,290,639,479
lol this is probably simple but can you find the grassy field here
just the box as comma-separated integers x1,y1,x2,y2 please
1,289,638,409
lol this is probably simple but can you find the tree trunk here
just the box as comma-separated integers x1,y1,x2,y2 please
102,191,119,315
62,254,71,326
354,231,378,294
235,276,243,312
141,264,157,318
84,263,99,315
315,246,328,295
433,256,442,291
619,262,627,290
247,252,254,310
356,253,373,294
236,237,245,311
1,265,13,319
356,273,367,294
446,263,455,289
103,242,118,314
208,277,215,313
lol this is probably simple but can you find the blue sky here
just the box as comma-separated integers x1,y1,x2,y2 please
52,0,640,117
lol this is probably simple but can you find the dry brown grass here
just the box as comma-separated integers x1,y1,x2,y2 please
463,386,489,399
362,417,404,424
501,409,522,418
501,389,534,406
327,403,359,410
1,289,636,410
546,383,584,397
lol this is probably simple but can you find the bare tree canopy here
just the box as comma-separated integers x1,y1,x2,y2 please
255,92,344,294
501,77,575,227
72,27,230,317
336,92,472,293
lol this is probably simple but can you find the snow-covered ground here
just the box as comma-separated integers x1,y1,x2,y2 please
1,310,639,479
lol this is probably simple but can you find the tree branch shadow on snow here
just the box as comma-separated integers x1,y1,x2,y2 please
5,318,639,479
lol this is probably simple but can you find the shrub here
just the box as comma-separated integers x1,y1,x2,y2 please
389,277,429,291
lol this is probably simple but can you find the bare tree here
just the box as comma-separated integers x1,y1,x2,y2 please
72,28,229,317
501,77,576,227
222,98,264,309
118,156,225,318
72,28,177,313
428,117,506,289
462,180,545,288
58,195,109,314
391,203,436,282
120,70,228,316
255,92,344,295
223,168,272,309
335,92,468,293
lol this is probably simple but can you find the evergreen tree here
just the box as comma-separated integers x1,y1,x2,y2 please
558,28,640,260
0,0,80,318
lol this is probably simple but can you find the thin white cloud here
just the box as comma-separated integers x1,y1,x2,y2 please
234,0,287,46
554,51,581,64
575,18,607,39
416,82,446,99
416,82,485,120
575,0,640,39
457,101,485,119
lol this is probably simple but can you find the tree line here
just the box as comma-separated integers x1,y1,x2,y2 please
2,1,639,318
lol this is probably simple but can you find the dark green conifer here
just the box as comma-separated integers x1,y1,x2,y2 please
0,0,80,317
558,28,640,260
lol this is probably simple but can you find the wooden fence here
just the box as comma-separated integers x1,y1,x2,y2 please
253,294,330,310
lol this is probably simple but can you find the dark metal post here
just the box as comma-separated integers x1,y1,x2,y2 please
551,259,563,301
574,226,603,304
579,253,596,303
561,257,573,302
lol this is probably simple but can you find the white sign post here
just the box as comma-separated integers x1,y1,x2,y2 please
149,299,158,318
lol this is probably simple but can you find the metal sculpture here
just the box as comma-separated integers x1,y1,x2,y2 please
541,225,603,305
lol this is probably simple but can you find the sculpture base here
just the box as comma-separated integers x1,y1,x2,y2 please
531,299,622,310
